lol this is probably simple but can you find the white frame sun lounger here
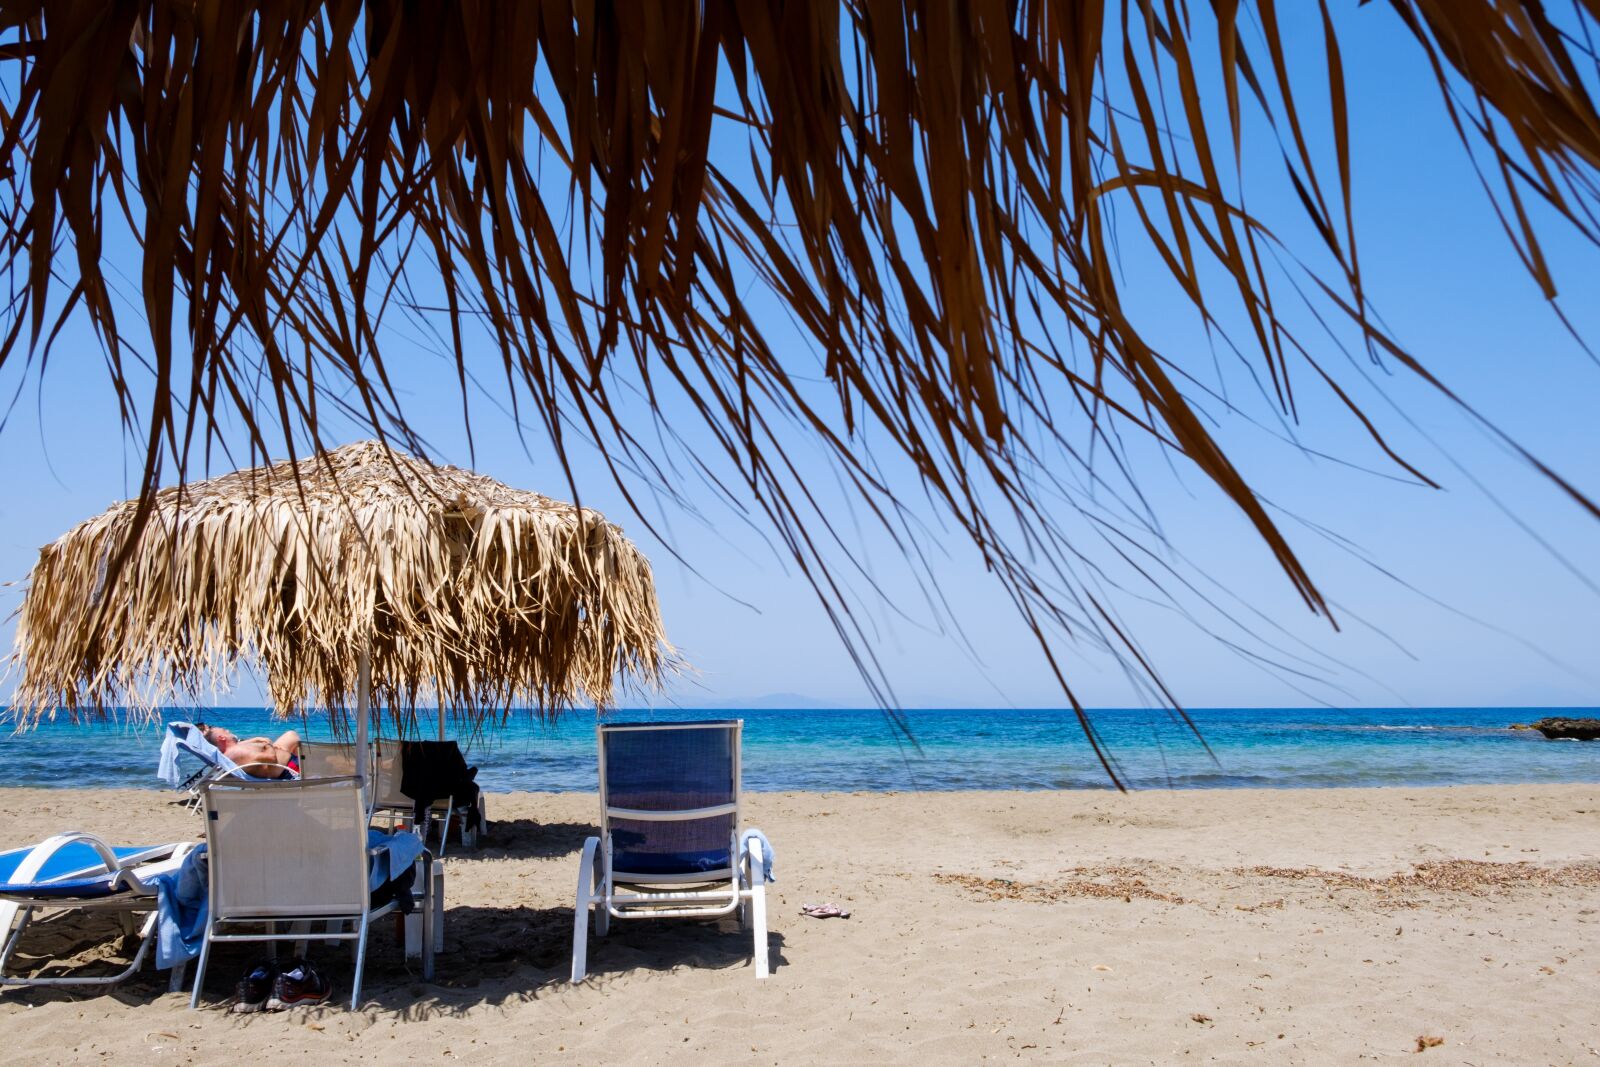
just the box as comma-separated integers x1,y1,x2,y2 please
160,722,242,811
0,833,195,990
371,739,487,856
293,740,483,877
189,775,433,1010
572,720,771,982
161,722,300,812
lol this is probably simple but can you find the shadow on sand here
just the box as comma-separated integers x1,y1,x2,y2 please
459,819,596,861
3,902,785,1019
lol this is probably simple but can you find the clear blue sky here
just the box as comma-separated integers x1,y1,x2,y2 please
2,7,1598,711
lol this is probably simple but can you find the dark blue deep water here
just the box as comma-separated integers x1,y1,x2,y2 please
4,706,1599,792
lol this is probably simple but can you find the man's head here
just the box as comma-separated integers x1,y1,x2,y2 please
197,723,238,750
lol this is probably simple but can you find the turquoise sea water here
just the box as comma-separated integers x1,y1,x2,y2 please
3,706,1599,792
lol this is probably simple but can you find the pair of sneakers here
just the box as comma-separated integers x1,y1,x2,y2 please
232,956,332,1013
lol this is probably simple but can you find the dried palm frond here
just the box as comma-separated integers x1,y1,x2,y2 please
7,440,672,725
0,4,1597,775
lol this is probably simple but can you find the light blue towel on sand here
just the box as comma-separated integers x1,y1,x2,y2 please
151,831,427,968
742,829,776,883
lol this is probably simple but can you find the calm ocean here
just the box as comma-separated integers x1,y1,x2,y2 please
3,706,1599,792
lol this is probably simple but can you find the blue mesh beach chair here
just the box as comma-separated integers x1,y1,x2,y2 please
571,720,773,981
0,834,195,990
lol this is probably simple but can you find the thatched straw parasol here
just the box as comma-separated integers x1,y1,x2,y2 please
8,441,672,766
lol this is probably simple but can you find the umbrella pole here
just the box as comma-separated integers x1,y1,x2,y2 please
356,643,371,794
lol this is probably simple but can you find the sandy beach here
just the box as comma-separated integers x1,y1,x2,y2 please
2,785,1597,1065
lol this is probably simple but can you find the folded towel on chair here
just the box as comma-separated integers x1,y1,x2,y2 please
368,829,425,890
743,829,776,883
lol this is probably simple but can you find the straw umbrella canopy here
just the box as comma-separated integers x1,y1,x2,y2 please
8,441,673,761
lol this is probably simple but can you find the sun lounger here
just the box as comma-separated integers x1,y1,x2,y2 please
188,775,434,1009
158,722,299,812
571,720,773,982
0,833,195,989
373,739,487,855
298,739,368,780
158,721,241,808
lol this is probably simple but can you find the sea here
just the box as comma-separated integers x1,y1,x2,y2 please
3,706,1599,793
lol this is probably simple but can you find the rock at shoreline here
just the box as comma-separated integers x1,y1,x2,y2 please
1528,717,1600,741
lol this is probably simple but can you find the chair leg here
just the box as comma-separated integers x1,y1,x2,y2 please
0,906,33,979
591,841,609,938
571,836,601,982
747,846,769,979
421,855,436,981
434,796,453,858
351,921,370,1009
737,852,751,930
188,928,214,1009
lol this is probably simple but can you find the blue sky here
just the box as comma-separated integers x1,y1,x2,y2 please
2,7,1598,711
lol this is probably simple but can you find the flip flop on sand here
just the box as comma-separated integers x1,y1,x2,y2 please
800,902,851,919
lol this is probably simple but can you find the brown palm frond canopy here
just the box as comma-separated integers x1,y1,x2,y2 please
1,4,1599,766
9,441,672,724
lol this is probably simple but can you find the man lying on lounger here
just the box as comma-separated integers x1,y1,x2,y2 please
196,724,302,778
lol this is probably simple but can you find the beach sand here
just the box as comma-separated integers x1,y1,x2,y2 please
1,785,1596,1065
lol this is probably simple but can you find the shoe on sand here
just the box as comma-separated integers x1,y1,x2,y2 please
266,958,331,1011
799,902,851,919
231,959,277,1014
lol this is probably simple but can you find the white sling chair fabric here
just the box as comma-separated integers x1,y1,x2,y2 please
189,775,433,1009
297,740,368,781
371,740,484,856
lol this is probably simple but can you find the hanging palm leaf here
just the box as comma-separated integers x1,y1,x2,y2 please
1,3,1597,780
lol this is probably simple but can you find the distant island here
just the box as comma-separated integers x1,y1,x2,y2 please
619,692,847,711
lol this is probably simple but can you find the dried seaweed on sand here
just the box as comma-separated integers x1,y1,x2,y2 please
1238,860,1600,907
935,866,1187,905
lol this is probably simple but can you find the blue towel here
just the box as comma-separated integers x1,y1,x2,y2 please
367,829,425,891
742,829,777,883
150,832,427,969
151,846,210,969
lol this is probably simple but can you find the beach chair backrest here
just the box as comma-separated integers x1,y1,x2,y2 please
599,721,741,880
299,740,366,781
372,741,408,811
203,776,369,919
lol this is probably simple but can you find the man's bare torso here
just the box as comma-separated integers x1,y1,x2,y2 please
225,737,294,776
